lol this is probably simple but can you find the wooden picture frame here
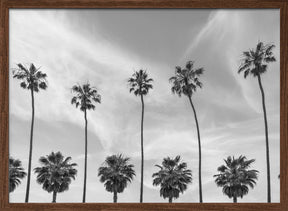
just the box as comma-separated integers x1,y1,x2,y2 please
0,0,287,210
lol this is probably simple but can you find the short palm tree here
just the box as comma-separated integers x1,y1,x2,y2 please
128,69,153,203
238,42,276,202
12,63,48,202
9,157,27,193
71,82,101,203
34,151,77,203
169,61,204,202
152,156,192,203
98,154,135,203
214,155,258,203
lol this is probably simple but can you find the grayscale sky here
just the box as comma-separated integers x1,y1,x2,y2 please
9,9,280,203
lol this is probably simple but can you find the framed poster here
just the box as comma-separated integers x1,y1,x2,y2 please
0,0,287,210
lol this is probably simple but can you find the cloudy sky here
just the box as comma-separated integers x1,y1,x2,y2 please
9,9,280,203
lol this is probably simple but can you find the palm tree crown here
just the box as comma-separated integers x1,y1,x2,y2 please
214,155,258,202
34,152,77,203
128,69,153,96
98,154,135,203
238,41,276,78
71,82,101,111
152,156,192,203
13,63,48,91
9,157,27,193
169,61,204,97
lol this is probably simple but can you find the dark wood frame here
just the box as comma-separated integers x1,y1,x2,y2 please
0,0,287,210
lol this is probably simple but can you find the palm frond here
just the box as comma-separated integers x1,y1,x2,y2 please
13,63,48,92
33,152,77,195
169,61,204,98
238,42,276,77
71,82,101,112
9,157,27,193
98,154,135,194
128,69,153,96
152,155,192,201
214,155,258,200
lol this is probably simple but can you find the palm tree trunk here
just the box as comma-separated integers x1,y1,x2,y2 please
25,89,34,203
188,96,203,203
257,74,271,203
140,94,144,203
52,190,57,203
233,196,237,203
169,197,173,203
83,109,88,203
113,190,117,203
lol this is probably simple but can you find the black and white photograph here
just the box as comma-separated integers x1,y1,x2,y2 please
9,9,280,203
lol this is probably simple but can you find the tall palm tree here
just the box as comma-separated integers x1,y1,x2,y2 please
169,61,204,202
12,63,48,202
214,155,258,203
238,42,276,202
98,154,135,203
71,82,101,203
128,69,153,203
152,156,192,203
9,157,27,193
34,151,77,203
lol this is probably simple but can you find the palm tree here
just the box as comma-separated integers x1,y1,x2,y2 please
214,155,258,203
34,151,77,203
12,63,48,202
98,154,135,203
238,42,276,202
152,156,192,203
9,157,27,193
128,69,153,203
169,61,204,202
71,82,101,203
